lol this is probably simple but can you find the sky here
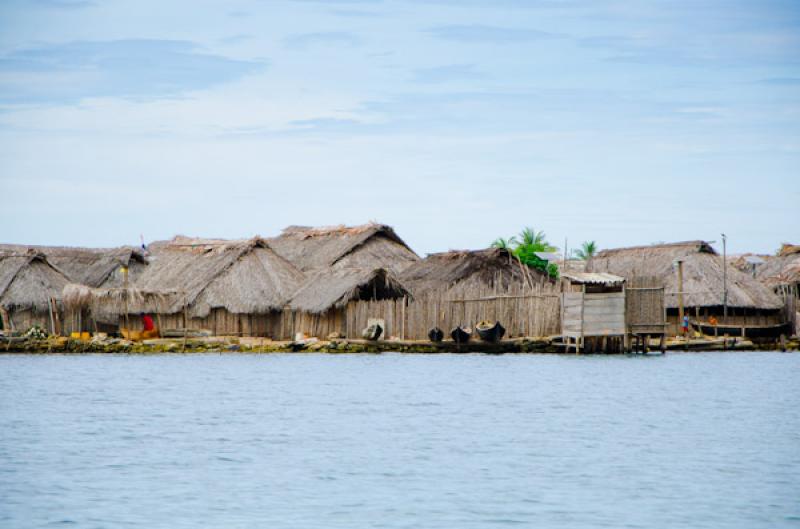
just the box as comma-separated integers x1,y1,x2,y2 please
0,0,798,256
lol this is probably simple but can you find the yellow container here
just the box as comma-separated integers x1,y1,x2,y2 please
70,332,81,339
81,332,91,340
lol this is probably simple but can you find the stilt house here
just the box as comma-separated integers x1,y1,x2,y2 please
589,241,784,335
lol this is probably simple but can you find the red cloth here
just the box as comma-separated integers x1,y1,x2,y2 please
142,314,154,331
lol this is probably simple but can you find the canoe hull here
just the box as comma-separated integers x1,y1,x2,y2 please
451,326,472,344
476,321,506,343
692,321,792,339
428,327,444,342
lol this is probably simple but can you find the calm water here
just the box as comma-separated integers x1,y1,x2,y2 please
1,352,798,529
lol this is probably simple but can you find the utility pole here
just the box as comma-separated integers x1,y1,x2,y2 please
676,259,684,339
722,234,728,324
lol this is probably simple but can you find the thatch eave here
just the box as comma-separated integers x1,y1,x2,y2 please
289,267,411,314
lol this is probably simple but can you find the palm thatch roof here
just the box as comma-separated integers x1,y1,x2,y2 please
62,283,181,321
0,252,70,312
732,244,800,287
268,223,419,273
289,267,411,314
0,244,146,288
589,241,782,310
135,236,304,317
400,248,551,296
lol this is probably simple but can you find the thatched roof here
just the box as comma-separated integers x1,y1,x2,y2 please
268,223,419,273
136,237,305,317
590,241,782,310
0,252,70,312
0,244,146,288
732,245,800,287
63,283,181,321
289,267,411,314
400,248,551,296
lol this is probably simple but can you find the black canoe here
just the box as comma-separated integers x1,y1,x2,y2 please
451,326,472,343
428,327,444,342
692,320,792,339
476,321,506,343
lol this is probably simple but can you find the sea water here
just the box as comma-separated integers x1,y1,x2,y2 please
1,352,798,528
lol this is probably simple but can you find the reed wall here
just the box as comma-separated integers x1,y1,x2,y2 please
345,282,561,340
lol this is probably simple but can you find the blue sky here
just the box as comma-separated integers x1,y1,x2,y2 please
0,0,798,256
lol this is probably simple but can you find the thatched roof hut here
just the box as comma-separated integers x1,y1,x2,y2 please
0,252,69,314
589,241,782,310
62,283,181,323
268,223,419,273
0,244,146,288
289,267,411,314
400,247,551,297
732,244,800,289
136,236,305,318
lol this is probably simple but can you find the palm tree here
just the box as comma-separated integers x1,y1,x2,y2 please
490,227,560,278
574,241,597,261
517,227,556,252
491,236,518,250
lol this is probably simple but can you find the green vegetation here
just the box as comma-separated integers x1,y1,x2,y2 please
573,241,597,261
492,227,559,279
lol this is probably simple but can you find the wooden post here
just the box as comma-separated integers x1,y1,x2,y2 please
182,292,188,352
676,259,685,340
401,296,406,341
623,283,630,353
722,233,728,325
47,298,56,336
1,307,11,334
578,285,585,354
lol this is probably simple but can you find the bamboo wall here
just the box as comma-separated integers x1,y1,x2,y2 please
3,308,54,334
345,282,561,340
288,309,345,340
626,276,666,335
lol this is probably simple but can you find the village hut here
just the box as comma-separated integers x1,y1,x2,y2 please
400,247,551,298
268,223,419,273
0,251,70,334
396,248,561,339
732,244,800,335
62,283,181,335
287,267,411,338
732,244,800,290
123,236,305,337
589,241,784,335
268,224,420,338
0,244,147,288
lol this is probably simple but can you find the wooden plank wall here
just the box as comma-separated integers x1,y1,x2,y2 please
582,292,625,335
561,293,583,337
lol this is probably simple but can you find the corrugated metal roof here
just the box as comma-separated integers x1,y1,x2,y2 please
534,252,562,262
562,271,625,285
744,255,765,265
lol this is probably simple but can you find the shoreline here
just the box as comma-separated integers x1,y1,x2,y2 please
2,335,796,354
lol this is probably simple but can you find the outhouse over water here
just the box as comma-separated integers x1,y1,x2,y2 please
560,272,626,353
